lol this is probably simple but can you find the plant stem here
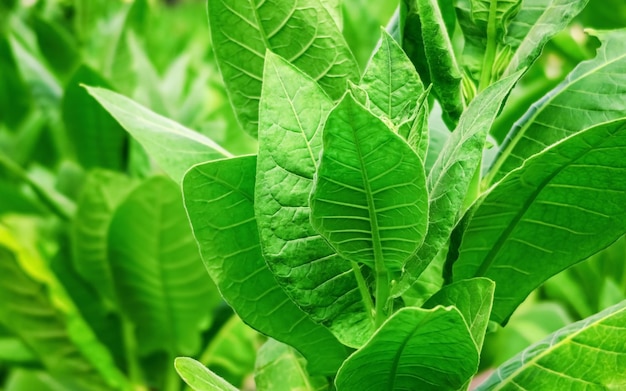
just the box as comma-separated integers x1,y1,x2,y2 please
164,353,180,391
121,316,144,389
478,0,499,91
375,268,390,327
351,261,375,322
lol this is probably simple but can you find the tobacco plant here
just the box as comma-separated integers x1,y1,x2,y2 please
3,0,626,390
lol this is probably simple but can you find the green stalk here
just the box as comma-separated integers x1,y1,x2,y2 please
121,316,144,390
375,267,390,327
164,353,181,391
478,0,500,91
351,261,375,322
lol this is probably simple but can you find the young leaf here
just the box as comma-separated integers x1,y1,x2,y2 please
503,0,589,76
183,156,350,375
454,118,626,324
62,66,127,170
207,0,358,137
71,170,137,306
360,28,427,140
174,357,238,391
335,306,478,391
477,300,626,390
255,53,372,347
395,71,522,297
0,226,128,391
490,29,626,183
108,176,220,356
423,277,495,350
416,0,464,126
310,92,428,273
254,340,330,391
86,86,231,183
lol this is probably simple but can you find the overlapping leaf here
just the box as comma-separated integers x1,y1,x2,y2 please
395,72,521,297
0,226,128,391
183,156,350,375
254,340,329,391
108,176,219,356
416,0,463,126
490,29,626,182
86,86,230,183
208,0,358,136
335,306,478,391
71,170,136,305
424,277,495,350
454,118,626,323
477,300,626,390
310,93,428,273
360,28,427,145
503,0,589,76
255,53,372,347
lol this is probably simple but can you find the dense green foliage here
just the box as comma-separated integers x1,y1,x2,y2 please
2,0,626,390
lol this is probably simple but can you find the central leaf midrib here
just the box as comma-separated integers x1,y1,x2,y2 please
248,0,274,53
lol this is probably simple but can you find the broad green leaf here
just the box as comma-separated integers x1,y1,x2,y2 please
108,176,219,356
477,300,626,390
175,357,238,391
335,306,478,391
416,0,464,126
360,29,426,139
62,66,127,170
0,226,128,391
198,315,259,388
454,118,626,323
183,156,350,375
86,86,231,183
254,340,329,391
490,29,626,182
0,37,31,128
455,0,522,84
424,278,495,350
71,170,136,305
255,53,372,347
207,0,358,137
395,72,521,297
503,0,589,76
0,337,36,366
310,92,428,272
322,0,342,29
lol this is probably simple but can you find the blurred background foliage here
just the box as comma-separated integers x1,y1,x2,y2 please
0,0,625,389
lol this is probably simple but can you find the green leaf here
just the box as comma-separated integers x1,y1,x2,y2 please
503,0,589,76
198,315,259,388
477,300,626,390
108,176,219,356
31,15,79,79
423,277,495,350
71,170,136,305
254,340,329,391
175,357,239,391
182,156,350,375
490,29,626,183
360,28,426,139
255,53,372,347
395,71,521,297
85,86,231,183
0,226,128,391
62,66,127,170
207,0,358,137
310,92,428,272
416,0,464,127
454,118,626,323
335,306,478,391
